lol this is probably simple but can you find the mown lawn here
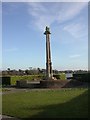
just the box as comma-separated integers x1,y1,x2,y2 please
2,88,88,119
10,75,44,85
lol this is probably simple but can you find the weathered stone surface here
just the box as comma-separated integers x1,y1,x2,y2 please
44,26,53,79
16,80,40,88
16,80,27,88
16,79,85,88
40,80,69,88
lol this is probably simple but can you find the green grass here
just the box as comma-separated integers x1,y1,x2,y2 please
11,75,45,85
2,88,88,119
53,73,66,80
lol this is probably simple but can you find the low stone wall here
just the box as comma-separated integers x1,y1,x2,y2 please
16,80,27,88
16,80,40,88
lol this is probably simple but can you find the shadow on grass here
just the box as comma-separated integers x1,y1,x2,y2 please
22,90,88,119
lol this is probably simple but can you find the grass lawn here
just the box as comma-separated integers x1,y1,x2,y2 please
10,75,44,85
2,88,88,119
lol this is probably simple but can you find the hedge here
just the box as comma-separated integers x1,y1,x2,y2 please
73,73,89,83
1,77,11,85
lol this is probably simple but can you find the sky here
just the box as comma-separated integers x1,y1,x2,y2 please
1,1,88,70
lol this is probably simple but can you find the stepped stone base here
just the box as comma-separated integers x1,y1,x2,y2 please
40,80,69,88
16,79,84,89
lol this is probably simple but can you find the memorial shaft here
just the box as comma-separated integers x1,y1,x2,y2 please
44,26,53,79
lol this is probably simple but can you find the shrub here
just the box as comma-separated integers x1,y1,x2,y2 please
60,73,66,80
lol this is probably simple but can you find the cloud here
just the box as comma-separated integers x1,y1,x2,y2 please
27,2,87,31
69,54,81,58
28,2,57,30
63,22,88,38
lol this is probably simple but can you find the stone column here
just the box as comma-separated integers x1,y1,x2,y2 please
44,26,53,79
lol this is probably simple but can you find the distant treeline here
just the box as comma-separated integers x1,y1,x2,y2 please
2,68,59,76
1,68,88,76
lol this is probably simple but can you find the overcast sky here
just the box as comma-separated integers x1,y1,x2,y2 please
1,1,88,70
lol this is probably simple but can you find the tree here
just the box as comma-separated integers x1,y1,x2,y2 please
25,69,29,75
18,69,24,76
7,68,10,71
7,68,11,75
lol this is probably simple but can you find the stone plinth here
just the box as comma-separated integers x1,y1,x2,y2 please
40,80,69,88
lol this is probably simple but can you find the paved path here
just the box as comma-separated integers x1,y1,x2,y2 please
0,115,20,120
2,88,29,95
2,84,88,95
2,87,60,95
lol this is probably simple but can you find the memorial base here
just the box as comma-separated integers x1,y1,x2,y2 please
40,80,69,88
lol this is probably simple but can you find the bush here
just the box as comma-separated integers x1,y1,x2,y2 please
60,73,66,80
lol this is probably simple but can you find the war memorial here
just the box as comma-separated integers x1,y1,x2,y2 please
16,26,82,88
1,3,88,119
